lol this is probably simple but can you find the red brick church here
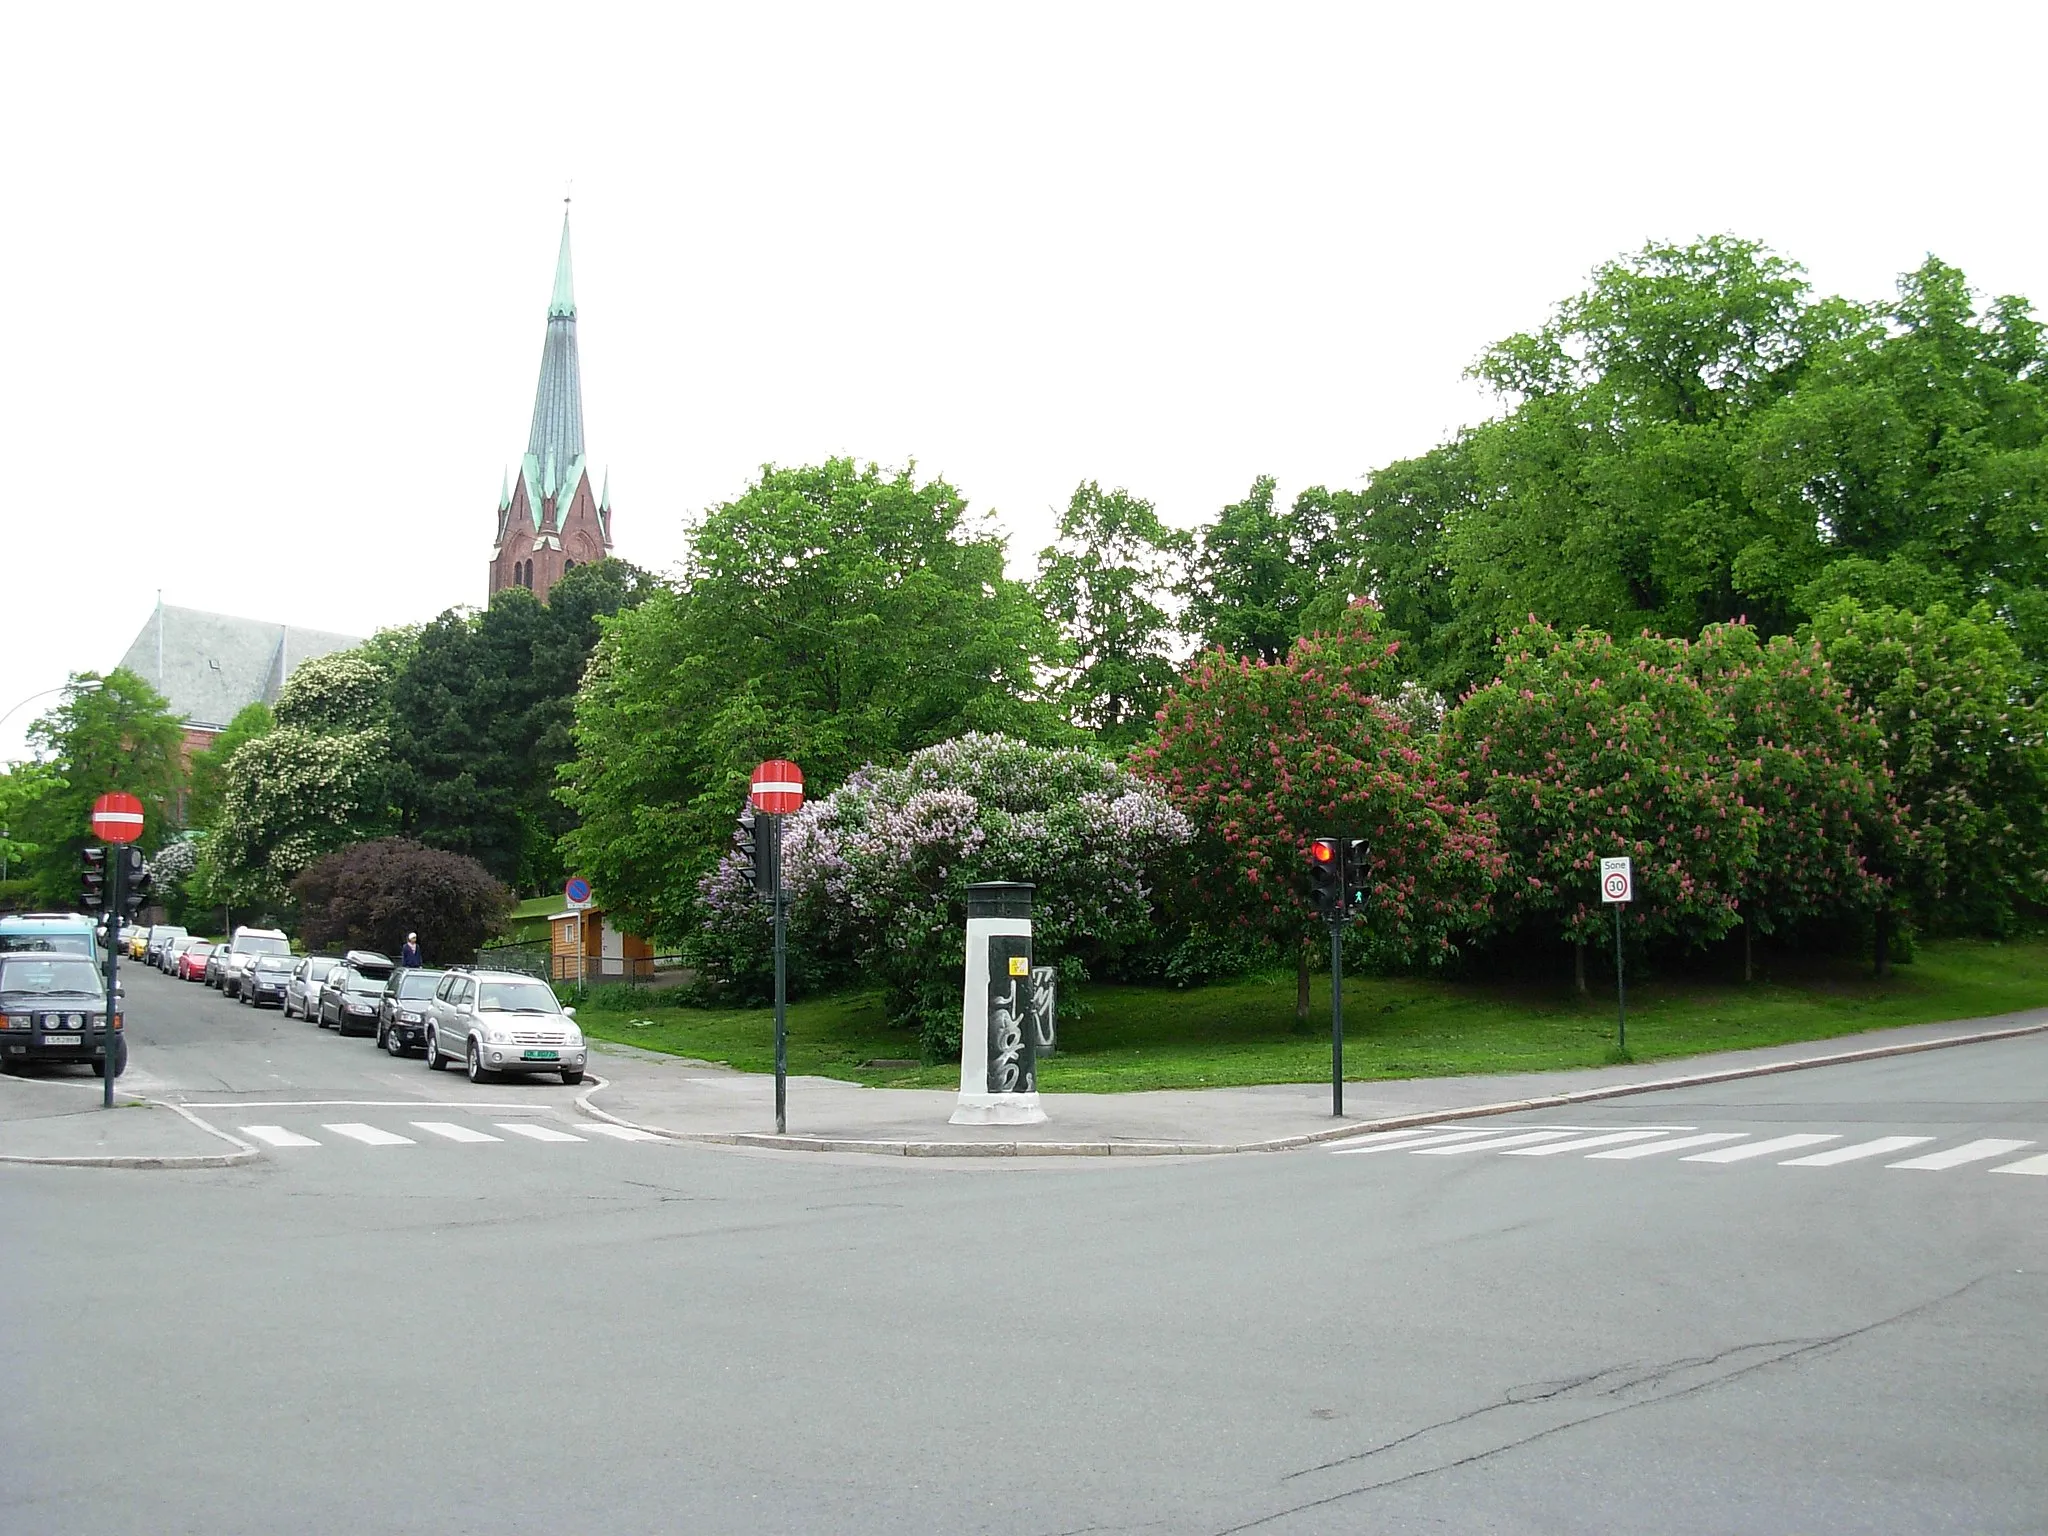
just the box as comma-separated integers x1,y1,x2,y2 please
489,209,614,604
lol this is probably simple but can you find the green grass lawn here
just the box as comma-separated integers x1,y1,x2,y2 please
574,937,2048,1093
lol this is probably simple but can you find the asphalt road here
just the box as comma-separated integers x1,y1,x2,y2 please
3,964,2043,1534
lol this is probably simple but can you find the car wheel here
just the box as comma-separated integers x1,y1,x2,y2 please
561,1070,584,1086
91,1039,128,1079
466,1040,488,1084
386,1027,407,1058
425,1029,446,1070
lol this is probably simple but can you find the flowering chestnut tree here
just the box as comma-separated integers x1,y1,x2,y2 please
694,733,1191,1059
1134,613,1504,981
1440,622,1758,970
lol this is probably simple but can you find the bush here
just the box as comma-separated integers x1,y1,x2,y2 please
291,838,511,963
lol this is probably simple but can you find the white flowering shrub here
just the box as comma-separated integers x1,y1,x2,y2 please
694,733,1192,1058
210,726,392,911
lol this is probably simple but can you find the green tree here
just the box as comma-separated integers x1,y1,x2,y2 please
292,838,511,962
560,460,1064,939
1181,476,1345,663
19,670,183,907
1804,598,2048,942
183,701,273,831
1034,482,1187,743
387,559,652,890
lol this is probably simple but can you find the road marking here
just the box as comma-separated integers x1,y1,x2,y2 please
1585,1133,1750,1159
1411,1130,1581,1155
1990,1152,2048,1177
494,1122,586,1143
241,1125,320,1148
1781,1136,1934,1166
324,1123,416,1146
1501,1130,1674,1156
1888,1138,2034,1170
582,1123,666,1142
1684,1134,1839,1163
411,1121,502,1144
183,1099,545,1111
1329,1129,1510,1156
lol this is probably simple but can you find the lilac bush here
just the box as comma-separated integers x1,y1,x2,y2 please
693,733,1192,1058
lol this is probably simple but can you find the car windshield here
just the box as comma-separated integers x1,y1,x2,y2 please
394,972,442,999
188,944,214,957
305,961,336,979
476,980,559,1013
0,933,93,956
344,973,387,994
254,957,295,973
236,936,291,957
0,957,104,995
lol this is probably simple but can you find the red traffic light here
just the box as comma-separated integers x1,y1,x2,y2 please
1309,838,1337,864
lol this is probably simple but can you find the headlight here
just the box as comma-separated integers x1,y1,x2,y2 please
485,1027,510,1045
396,1010,422,1023
4,1014,27,1031
564,1030,584,1049
66,1013,83,1029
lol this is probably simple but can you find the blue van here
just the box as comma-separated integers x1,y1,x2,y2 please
0,912,105,968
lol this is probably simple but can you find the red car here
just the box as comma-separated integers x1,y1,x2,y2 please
177,942,216,981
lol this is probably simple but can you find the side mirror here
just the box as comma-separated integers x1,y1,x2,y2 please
562,1006,576,1018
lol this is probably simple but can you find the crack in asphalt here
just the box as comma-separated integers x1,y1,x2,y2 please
1206,1274,1996,1536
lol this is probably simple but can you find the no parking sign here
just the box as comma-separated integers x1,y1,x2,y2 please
1600,856,1633,904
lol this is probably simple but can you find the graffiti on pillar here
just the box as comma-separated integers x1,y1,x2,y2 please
1029,965,1057,1055
986,936,1036,1093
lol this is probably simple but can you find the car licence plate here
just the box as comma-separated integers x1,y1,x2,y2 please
41,1036,79,1047
521,1049,559,1061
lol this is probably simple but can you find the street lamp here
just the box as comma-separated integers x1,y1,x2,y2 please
0,678,104,735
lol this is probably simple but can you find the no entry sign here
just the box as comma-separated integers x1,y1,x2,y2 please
750,759,804,815
91,792,145,844
1600,856,1633,904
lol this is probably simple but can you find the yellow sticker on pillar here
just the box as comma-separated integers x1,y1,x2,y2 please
1008,956,1030,977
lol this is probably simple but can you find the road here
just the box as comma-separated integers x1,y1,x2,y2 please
3,963,2043,1534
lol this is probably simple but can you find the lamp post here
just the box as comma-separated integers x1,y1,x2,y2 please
0,678,103,735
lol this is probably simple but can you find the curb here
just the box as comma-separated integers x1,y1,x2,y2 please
572,1019,2048,1159
0,1097,264,1170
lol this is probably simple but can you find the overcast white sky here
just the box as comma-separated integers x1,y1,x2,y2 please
5,1,2043,761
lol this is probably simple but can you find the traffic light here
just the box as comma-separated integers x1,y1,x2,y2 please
1344,838,1371,913
733,806,757,886
80,847,106,912
1308,837,1340,920
733,806,776,898
120,847,150,915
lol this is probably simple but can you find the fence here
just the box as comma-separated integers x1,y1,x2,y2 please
476,942,691,987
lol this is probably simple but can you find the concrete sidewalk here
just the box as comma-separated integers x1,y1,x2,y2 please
581,1007,2048,1156
0,1076,254,1167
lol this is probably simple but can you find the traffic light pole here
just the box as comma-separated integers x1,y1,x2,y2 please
1328,918,1344,1118
102,854,121,1108
770,815,788,1136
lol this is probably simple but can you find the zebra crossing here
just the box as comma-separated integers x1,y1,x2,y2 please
1328,1122,2048,1177
236,1117,666,1150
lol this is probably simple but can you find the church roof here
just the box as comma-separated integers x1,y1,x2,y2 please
117,605,362,732
525,211,585,494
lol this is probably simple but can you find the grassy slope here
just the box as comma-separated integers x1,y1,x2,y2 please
576,938,2048,1093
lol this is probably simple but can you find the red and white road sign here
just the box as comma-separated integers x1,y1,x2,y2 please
749,759,805,815
91,792,145,844
1600,856,1633,904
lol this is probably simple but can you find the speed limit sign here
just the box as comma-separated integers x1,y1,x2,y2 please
1600,856,1633,904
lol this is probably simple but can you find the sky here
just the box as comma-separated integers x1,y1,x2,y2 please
5,0,2044,761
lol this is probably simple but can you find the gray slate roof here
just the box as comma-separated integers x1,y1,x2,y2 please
118,605,363,731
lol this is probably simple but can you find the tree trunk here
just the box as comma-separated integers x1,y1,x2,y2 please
1874,908,1892,980
1743,916,1753,984
1574,941,1587,997
1296,943,1311,1022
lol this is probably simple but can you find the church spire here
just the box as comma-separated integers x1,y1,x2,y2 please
525,204,584,478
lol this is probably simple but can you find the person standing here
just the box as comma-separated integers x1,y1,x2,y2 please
400,932,423,967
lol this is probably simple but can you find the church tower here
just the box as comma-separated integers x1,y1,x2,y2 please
489,209,613,603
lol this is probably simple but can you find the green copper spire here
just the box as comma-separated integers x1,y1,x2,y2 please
548,208,575,318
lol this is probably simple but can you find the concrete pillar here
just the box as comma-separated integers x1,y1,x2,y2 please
950,882,1046,1126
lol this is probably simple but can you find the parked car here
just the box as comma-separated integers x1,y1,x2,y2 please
424,969,585,1085
220,926,291,999
375,968,445,1057
177,942,216,981
319,951,395,1035
125,926,149,960
284,957,341,1020
0,951,125,1077
239,954,298,1009
203,946,230,987
144,926,189,968
0,912,105,967
162,935,201,974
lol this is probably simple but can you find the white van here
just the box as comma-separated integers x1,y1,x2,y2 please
221,926,292,1000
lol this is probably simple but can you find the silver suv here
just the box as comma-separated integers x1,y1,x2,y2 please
423,970,586,1086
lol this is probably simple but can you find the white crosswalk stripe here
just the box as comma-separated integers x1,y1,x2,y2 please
1586,1132,1747,1159
1329,1128,1510,1156
1502,1130,1673,1157
324,1123,415,1146
241,1125,320,1148
1991,1152,2048,1176
412,1121,503,1144
1888,1138,2034,1170
1411,1130,1581,1155
1782,1136,1933,1167
1683,1134,1839,1162
493,1122,586,1143
582,1123,666,1142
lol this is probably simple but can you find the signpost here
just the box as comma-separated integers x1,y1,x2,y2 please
1600,856,1632,1055
563,876,593,990
91,794,144,1108
749,760,804,1134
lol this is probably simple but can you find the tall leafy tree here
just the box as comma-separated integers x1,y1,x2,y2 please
19,670,183,907
560,459,1064,939
1034,481,1187,744
183,701,273,831
1180,476,1345,663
